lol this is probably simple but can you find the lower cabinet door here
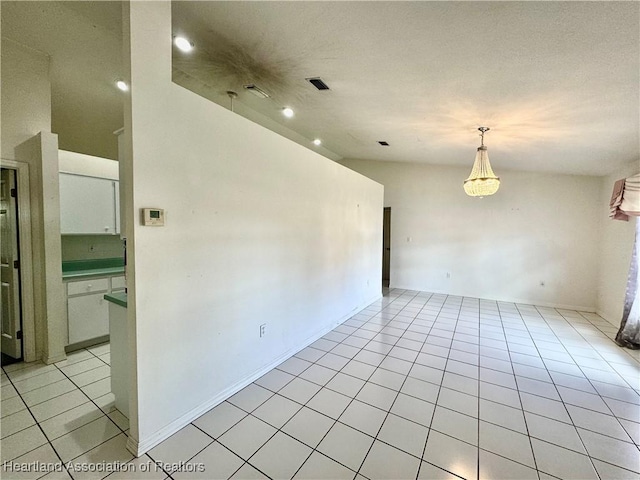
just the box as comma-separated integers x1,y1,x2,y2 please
68,293,109,344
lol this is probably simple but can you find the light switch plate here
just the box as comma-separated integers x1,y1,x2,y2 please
141,208,165,226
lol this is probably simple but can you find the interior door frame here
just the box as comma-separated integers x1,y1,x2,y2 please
1,159,36,362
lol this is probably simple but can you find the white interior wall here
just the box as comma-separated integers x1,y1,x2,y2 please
596,160,639,325
1,37,66,363
1,39,51,161
58,149,119,180
341,159,601,311
124,2,383,455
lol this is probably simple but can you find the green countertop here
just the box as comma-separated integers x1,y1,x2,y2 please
62,258,125,280
104,292,127,308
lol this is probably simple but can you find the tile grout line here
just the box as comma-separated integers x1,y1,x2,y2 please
436,304,640,447
576,310,640,367
284,289,439,479
4,354,112,413
413,293,465,480
344,290,431,478
1,359,73,478
556,309,640,397
2,357,110,427
405,295,468,479
495,300,541,479
533,305,639,477
46,346,139,474
520,304,602,480
290,289,426,479
5,292,639,480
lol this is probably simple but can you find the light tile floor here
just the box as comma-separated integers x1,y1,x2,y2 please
2,289,640,479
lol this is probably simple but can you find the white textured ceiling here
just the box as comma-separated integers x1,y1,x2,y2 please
171,1,639,176
2,1,124,159
3,1,639,175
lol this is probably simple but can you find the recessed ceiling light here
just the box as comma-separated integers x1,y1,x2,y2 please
282,107,294,118
174,36,194,52
116,80,128,91
313,139,322,146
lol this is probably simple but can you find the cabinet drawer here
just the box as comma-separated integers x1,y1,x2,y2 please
67,278,109,296
111,276,126,291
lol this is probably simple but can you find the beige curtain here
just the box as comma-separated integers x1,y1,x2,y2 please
615,217,640,348
612,173,640,349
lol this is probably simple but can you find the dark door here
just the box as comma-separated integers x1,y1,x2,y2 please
382,207,391,288
1,168,22,365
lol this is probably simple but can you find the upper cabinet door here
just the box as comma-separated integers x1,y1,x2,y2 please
60,173,118,234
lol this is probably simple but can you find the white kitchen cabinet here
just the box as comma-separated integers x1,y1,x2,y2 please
59,173,119,235
65,274,125,346
114,180,121,235
67,293,109,344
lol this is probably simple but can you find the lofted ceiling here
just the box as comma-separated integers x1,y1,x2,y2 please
1,1,124,159
2,1,638,175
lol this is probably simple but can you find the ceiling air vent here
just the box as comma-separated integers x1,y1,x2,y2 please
306,77,330,91
378,141,390,146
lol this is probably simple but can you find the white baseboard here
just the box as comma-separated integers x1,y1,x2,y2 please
389,285,595,313
126,293,381,457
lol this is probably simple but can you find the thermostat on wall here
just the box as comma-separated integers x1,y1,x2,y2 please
141,208,165,226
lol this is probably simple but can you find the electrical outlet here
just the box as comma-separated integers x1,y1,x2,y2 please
446,272,451,279
259,324,266,337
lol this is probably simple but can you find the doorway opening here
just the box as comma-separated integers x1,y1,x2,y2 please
1,168,23,366
382,207,391,288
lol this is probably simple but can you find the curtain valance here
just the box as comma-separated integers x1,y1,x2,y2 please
610,173,640,221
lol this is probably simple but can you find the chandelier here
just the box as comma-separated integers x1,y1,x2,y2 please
463,127,500,197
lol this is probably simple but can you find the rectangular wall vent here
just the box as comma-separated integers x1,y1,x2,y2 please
306,77,330,91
